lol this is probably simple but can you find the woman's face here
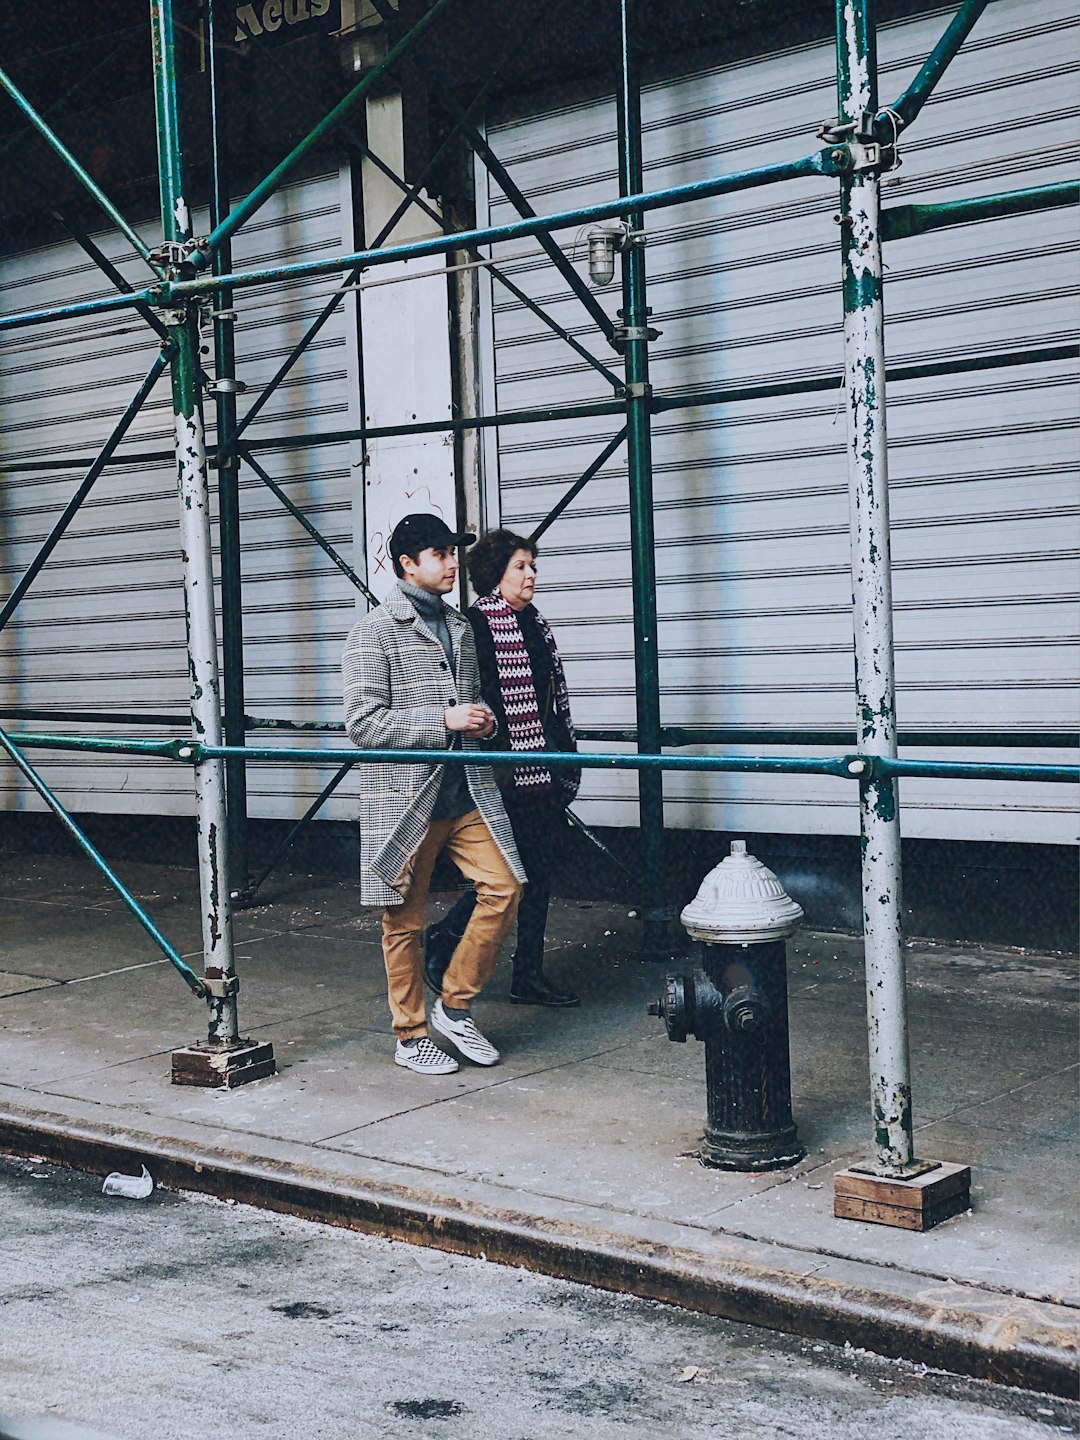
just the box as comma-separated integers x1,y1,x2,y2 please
499,548,538,611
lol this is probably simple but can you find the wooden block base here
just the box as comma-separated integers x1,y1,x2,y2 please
172,1039,276,1090
834,1160,971,1231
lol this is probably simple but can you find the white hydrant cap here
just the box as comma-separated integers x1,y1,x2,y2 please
680,840,804,944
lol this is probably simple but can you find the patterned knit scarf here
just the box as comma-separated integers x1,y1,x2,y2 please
473,590,579,803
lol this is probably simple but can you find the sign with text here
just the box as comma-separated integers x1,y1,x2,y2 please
231,0,340,47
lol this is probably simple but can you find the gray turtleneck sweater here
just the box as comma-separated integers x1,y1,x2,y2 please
398,581,473,820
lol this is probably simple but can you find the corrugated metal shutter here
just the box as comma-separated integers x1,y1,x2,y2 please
477,0,1079,845
0,166,365,820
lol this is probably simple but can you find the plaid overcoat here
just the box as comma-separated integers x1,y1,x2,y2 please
342,584,526,908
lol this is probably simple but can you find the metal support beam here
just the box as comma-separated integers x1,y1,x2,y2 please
882,181,1080,239
237,445,379,607
4,338,1072,484
885,0,990,131
51,210,171,343
618,0,669,958
0,149,845,333
14,732,1075,787
247,762,356,897
207,0,249,900
838,0,916,1176
0,59,160,273
529,427,627,543
0,724,205,996
0,350,172,633
150,0,239,1049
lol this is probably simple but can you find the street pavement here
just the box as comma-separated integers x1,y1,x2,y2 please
0,852,1076,1396
1,1154,1076,1440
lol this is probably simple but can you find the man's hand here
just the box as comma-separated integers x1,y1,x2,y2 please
444,703,495,737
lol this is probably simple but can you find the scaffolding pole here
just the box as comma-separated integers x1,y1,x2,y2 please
617,0,670,955
206,0,250,900
149,0,241,1055
837,0,918,1177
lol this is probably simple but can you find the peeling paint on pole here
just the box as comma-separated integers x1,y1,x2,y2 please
153,0,239,1048
837,0,914,1174
171,332,239,1046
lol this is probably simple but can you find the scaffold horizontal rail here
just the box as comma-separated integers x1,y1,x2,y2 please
0,149,846,333
5,733,1077,784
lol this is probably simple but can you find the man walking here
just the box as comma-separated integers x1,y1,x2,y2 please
342,513,525,1075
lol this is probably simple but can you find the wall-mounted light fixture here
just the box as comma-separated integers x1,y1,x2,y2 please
587,223,632,286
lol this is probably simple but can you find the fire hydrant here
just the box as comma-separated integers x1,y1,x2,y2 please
648,840,805,1171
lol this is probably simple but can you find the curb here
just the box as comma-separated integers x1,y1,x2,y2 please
2,1106,1076,1399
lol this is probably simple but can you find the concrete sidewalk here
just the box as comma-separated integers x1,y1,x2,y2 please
0,852,1076,1395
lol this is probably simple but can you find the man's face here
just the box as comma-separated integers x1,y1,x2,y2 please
401,545,457,594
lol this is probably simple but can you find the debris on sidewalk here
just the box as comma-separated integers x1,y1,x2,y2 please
101,1165,153,1200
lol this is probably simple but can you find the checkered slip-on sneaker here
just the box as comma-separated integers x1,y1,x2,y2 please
394,1036,459,1075
430,999,501,1067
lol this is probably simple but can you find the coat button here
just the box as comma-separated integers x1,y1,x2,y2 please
439,661,448,670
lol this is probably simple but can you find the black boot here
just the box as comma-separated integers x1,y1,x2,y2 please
424,890,478,994
423,921,455,995
510,963,579,1008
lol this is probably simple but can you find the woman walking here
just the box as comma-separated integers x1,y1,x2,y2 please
424,529,581,1007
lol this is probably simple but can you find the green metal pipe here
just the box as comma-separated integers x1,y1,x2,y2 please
0,724,205,996
0,149,844,333
151,0,238,1047
242,717,1080,753
241,339,1077,450
243,397,628,446
529,428,627,543
221,338,1080,444
7,734,853,776
0,59,161,273
0,349,172,634
52,209,171,344
875,757,1080,783
885,0,990,131
882,182,1080,241
237,446,379,607
7,337,1073,480
207,0,250,899
188,0,462,270
247,761,356,896
9,734,185,757
11,732,1076,785
618,0,668,957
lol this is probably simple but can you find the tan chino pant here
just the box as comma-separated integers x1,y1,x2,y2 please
382,809,522,1039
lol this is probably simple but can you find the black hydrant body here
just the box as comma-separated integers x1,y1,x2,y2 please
649,840,805,1171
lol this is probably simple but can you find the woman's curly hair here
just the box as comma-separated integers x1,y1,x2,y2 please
467,528,537,599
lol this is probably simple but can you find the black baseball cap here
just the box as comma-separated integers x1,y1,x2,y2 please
388,512,476,562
